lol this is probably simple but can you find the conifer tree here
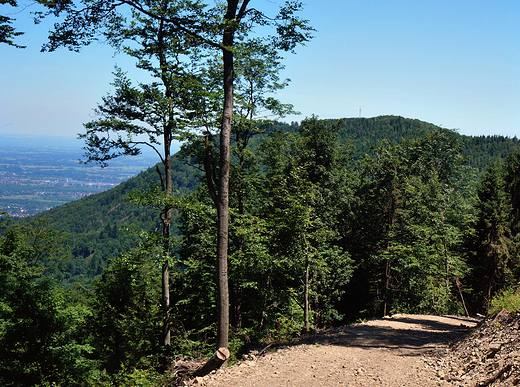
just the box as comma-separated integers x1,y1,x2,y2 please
469,160,514,312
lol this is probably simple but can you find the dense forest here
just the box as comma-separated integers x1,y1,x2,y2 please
2,116,520,386
16,117,520,288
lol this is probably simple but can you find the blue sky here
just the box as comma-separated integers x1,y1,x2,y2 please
1,0,519,139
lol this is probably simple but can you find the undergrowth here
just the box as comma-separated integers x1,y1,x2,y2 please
489,286,520,314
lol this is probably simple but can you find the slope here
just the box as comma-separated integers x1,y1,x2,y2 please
38,155,201,286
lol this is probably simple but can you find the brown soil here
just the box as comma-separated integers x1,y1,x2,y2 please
182,314,482,387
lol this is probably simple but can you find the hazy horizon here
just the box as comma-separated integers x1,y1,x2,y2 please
1,1,519,139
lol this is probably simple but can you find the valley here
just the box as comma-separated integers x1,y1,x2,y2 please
0,134,158,217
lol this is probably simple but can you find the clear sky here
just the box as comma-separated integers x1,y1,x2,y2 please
1,0,519,139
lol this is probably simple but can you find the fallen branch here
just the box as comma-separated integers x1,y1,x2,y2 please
473,364,511,387
490,308,506,325
257,343,273,357
193,347,230,377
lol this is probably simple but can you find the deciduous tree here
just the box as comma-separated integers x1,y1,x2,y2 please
42,0,312,358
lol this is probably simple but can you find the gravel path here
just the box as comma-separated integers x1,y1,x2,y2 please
190,314,479,387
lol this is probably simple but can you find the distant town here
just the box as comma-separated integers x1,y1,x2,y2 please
0,134,158,217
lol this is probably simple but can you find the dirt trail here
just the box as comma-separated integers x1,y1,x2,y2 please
189,314,479,387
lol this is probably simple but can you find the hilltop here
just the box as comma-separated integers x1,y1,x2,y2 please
333,116,520,171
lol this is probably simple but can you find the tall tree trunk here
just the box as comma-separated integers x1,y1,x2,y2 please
161,134,173,347
215,2,237,350
158,11,173,347
383,174,397,316
383,259,390,316
304,253,310,333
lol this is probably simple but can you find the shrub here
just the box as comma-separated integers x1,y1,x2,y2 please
488,286,520,314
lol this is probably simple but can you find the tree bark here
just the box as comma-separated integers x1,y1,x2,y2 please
215,0,238,351
196,1,250,375
193,347,230,377
161,260,170,346
161,123,173,347
158,11,174,347
304,237,310,333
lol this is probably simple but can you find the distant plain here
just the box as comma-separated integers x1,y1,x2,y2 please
0,134,158,217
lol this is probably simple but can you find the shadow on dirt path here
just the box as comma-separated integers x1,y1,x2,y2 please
192,315,481,387
295,314,480,353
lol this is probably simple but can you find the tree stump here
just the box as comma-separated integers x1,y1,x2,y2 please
193,347,230,377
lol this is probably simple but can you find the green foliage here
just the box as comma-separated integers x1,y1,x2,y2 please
332,115,520,172
109,367,166,387
505,148,520,230
82,367,170,387
464,134,520,173
171,117,354,344
351,129,476,317
0,4,25,49
489,287,520,314
89,248,162,372
0,219,95,387
80,66,196,168
3,115,520,386
265,299,306,343
258,117,355,329
467,159,515,312
171,188,217,331
7,116,517,296
21,156,200,287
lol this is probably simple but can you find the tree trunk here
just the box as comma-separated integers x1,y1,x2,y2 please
304,255,310,332
161,143,173,346
198,0,251,374
193,347,230,377
161,260,170,346
158,13,173,347
383,175,397,316
383,259,391,316
215,2,237,351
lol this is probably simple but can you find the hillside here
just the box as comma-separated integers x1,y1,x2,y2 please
437,310,520,386
18,115,520,286
3,115,520,387
38,154,200,285
333,116,520,171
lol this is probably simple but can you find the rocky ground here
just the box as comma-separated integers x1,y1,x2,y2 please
175,312,520,386
435,309,520,386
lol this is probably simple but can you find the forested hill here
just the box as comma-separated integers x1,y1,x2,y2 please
4,114,520,385
24,115,520,285
329,116,520,171
35,155,200,285
334,116,441,155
